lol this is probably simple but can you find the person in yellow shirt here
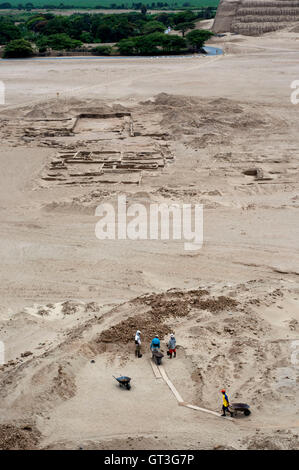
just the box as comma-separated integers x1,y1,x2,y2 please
221,389,233,417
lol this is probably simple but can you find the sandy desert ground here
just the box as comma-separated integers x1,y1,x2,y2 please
0,27,298,450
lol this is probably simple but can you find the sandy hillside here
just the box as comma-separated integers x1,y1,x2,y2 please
0,31,298,450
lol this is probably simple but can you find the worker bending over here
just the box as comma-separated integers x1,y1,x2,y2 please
150,335,160,352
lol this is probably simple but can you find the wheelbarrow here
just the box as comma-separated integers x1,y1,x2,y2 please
113,375,131,390
152,350,164,366
229,403,251,417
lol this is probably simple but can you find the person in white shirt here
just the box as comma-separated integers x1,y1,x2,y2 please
134,330,142,358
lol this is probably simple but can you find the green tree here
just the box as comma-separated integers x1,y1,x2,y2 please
174,21,195,37
173,10,197,25
117,32,186,56
80,31,93,43
42,16,69,36
142,20,165,35
161,34,186,53
141,5,147,16
154,12,170,26
117,38,136,55
37,33,82,51
133,32,163,55
68,14,92,40
26,16,48,33
186,29,213,52
3,38,34,58
25,2,34,11
91,45,112,56
95,24,113,42
0,18,21,44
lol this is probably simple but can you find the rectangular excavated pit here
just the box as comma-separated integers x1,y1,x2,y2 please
72,113,133,138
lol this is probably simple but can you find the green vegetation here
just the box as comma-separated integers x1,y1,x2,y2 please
91,44,112,54
3,38,34,56
142,20,164,33
0,9,214,57
117,31,187,55
116,25,211,55
36,32,82,49
0,16,21,43
0,1,219,9
185,28,213,50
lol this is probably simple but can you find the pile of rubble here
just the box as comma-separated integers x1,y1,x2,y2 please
98,289,239,345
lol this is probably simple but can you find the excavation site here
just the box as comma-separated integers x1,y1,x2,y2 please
0,9,298,452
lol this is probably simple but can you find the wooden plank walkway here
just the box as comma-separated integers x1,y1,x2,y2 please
159,365,184,404
149,359,163,379
150,361,233,421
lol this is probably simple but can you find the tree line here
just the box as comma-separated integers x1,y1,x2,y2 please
0,9,214,57
0,3,217,11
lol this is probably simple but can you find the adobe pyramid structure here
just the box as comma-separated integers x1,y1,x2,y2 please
212,0,299,35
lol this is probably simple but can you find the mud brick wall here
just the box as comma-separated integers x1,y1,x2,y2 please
213,0,299,35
